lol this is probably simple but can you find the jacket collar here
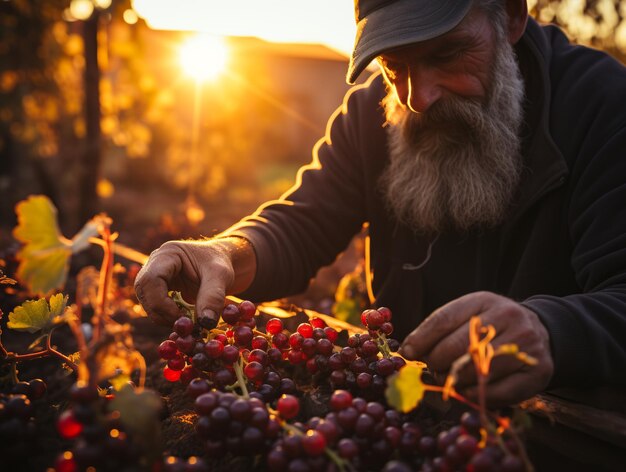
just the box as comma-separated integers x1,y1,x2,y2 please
510,18,568,222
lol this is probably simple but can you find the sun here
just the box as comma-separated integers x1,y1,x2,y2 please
179,34,229,81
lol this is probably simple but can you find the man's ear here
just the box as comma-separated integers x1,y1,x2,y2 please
505,0,529,44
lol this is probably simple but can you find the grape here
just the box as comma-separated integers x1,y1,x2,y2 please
186,378,211,399
26,378,47,400
323,327,338,342
239,300,257,320
365,310,384,329
57,409,83,439
277,394,300,420
222,344,240,364
173,316,194,336
329,390,353,411
297,323,313,338
175,334,195,354
195,392,219,415
222,303,241,325
163,366,182,382
167,354,186,371
252,336,269,351
204,339,224,358
234,326,254,346
337,438,358,459
302,430,326,456
265,318,284,335
244,361,265,382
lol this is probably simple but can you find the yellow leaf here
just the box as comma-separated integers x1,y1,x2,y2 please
7,294,68,334
13,196,72,295
385,362,426,413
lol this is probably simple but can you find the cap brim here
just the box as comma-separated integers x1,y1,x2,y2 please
348,0,473,84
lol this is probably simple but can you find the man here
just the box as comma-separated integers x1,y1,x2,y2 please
135,0,626,407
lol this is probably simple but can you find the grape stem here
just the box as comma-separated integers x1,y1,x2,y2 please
232,357,250,399
376,332,392,358
0,328,78,372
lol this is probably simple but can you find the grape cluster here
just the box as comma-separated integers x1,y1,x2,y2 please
0,378,47,461
267,389,426,471
156,300,532,471
193,390,281,459
326,308,405,399
53,381,147,471
159,299,343,404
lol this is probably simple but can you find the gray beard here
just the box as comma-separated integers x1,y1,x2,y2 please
380,38,525,236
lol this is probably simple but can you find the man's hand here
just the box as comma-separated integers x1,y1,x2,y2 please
134,237,256,326
399,291,554,407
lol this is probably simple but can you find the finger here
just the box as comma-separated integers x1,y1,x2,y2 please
453,351,524,389
134,253,184,324
425,304,507,371
193,259,234,321
400,292,494,360
460,370,544,408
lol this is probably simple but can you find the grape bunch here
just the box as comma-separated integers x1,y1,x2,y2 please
158,299,261,388
379,410,527,472
0,378,47,461
266,389,424,471
53,381,148,472
325,307,406,400
193,389,282,459
156,299,532,471
158,297,343,403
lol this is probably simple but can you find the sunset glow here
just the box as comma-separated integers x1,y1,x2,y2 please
131,0,356,57
179,34,229,81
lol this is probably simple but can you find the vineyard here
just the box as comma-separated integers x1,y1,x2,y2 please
0,195,544,472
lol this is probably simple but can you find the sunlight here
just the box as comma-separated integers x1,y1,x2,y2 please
132,0,356,57
179,34,229,82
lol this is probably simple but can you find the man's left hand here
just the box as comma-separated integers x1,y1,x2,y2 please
399,291,554,407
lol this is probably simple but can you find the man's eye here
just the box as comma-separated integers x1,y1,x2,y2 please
432,49,463,63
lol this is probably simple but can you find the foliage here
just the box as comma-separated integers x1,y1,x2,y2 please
7,292,70,334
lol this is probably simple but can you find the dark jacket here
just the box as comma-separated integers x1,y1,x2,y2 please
229,18,626,389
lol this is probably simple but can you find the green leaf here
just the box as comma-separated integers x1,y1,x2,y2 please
385,362,426,413
7,293,69,334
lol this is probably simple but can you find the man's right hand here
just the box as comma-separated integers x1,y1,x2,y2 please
134,237,256,326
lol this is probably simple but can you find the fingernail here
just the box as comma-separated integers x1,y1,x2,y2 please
198,309,219,330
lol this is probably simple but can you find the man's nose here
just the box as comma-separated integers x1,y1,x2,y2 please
406,66,442,114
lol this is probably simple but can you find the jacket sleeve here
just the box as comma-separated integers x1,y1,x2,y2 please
223,76,384,302
522,125,626,388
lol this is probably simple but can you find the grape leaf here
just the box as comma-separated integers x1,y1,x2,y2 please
13,195,72,296
109,385,162,461
12,195,104,296
385,362,426,413
7,293,70,333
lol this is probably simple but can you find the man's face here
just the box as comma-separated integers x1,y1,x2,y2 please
378,7,525,235
378,8,496,114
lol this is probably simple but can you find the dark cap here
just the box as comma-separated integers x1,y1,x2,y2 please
348,0,473,84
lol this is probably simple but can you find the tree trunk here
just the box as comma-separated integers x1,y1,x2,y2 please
79,10,102,227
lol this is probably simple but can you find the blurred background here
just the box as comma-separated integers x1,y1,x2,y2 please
1,0,625,310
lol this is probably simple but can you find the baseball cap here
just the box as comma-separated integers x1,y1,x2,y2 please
348,0,473,84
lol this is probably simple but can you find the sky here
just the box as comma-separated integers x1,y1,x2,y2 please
131,0,357,57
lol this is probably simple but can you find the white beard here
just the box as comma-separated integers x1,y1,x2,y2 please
380,37,525,236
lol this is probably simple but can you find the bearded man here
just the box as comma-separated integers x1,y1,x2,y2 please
135,0,626,407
